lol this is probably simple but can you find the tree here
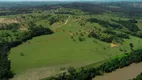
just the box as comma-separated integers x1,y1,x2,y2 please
20,53,24,56
0,46,14,80
132,73,142,80
129,43,134,51
67,67,76,75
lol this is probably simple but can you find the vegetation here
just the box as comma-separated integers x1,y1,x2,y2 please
131,73,142,80
0,1,142,80
0,21,53,80
0,46,13,80
42,50,142,80
87,17,142,43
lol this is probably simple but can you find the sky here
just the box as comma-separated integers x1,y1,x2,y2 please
0,0,141,2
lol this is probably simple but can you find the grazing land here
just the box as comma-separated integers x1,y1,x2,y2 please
9,14,142,79
0,1,142,80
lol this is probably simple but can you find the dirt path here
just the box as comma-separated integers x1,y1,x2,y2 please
65,16,70,24
51,16,70,30
93,63,142,80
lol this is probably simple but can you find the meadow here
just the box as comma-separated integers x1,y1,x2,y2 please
8,13,142,80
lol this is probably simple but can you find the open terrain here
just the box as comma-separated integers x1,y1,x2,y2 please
0,1,142,80
9,14,142,80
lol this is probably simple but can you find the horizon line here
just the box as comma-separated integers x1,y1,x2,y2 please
0,0,142,2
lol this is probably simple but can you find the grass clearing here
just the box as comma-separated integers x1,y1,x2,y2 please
9,14,142,80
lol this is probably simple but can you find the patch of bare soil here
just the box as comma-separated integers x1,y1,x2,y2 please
110,43,119,48
10,62,87,80
10,67,60,80
0,18,19,24
19,26,28,31
93,63,142,80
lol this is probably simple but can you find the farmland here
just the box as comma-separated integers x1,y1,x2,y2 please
0,1,142,80
9,14,142,80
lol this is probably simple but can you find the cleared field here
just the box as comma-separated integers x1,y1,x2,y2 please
9,15,142,80
93,63,142,80
0,18,19,24
10,32,111,73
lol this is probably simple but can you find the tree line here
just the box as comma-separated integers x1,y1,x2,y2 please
87,18,142,43
88,27,129,43
42,50,142,80
88,18,122,29
112,19,142,38
0,2,142,16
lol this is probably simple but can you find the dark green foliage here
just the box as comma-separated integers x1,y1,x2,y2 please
72,39,76,42
103,29,129,39
29,25,53,36
116,33,130,39
49,16,59,25
70,36,74,39
80,32,84,37
48,15,68,25
87,18,132,43
0,2,142,16
0,46,14,80
128,19,138,23
129,43,134,51
0,22,53,80
78,36,85,42
88,24,130,43
132,73,142,80
113,19,140,32
61,2,142,16
88,18,141,39
100,50,142,72
0,10,32,16
88,18,122,29
89,30,117,43
76,32,79,35
67,67,76,75
0,23,20,31
55,11,75,15
136,31,142,38
43,50,142,80
20,53,24,56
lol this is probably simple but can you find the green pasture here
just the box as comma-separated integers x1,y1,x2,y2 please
9,14,142,75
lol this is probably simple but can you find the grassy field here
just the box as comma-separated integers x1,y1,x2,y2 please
9,14,142,80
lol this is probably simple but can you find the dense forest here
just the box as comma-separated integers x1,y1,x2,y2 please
0,2,142,16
